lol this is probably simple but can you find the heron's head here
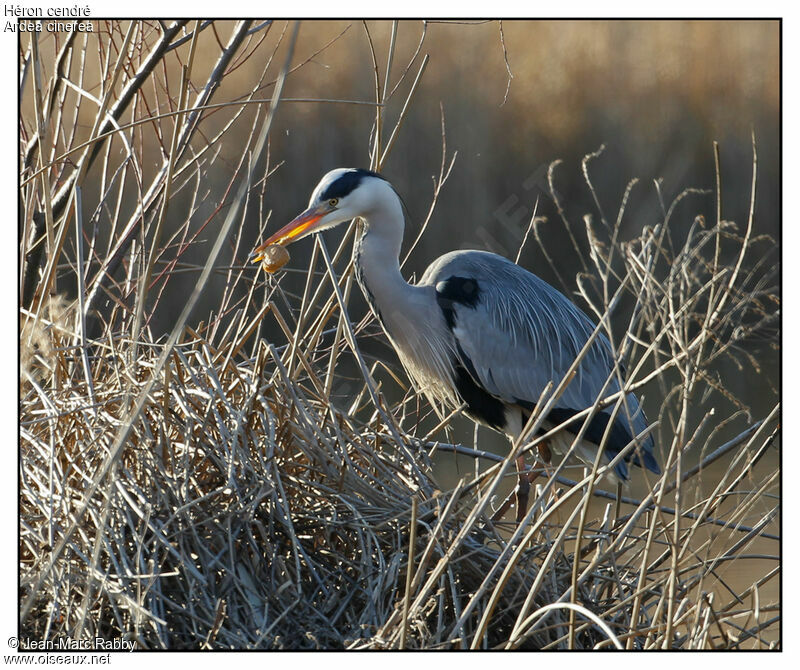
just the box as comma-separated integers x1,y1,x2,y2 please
251,168,394,262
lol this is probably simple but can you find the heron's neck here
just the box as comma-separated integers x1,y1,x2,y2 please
353,205,417,330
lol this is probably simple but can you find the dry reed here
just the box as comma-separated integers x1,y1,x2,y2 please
19,20,779,650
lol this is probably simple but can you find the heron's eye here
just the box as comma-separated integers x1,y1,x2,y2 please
328,198,339,207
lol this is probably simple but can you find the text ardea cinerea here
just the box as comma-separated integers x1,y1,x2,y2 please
252,168,660,521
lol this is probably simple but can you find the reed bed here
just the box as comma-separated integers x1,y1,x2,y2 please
20,20,779,650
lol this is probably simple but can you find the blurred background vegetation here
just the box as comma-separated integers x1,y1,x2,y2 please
21,17,780,478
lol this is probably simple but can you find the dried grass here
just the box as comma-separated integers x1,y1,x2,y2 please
19,20,779,650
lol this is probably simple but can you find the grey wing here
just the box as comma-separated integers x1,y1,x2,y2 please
421,250,659,476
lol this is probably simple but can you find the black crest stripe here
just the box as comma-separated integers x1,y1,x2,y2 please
319,169,388,201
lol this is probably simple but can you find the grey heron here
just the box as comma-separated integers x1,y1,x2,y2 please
252,168,660,522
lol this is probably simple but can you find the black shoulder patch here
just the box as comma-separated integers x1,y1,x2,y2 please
436,276,481,308
435,276,481,330
319,169,387,201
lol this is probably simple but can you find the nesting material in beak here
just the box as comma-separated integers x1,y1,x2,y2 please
256,244,290,274
250,202,330,264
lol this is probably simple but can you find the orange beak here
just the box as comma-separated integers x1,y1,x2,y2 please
250,203,329,263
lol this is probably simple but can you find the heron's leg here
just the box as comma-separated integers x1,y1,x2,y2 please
537,440,552,464
514,453,531,523
491,444,549,523
531,440,559,503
